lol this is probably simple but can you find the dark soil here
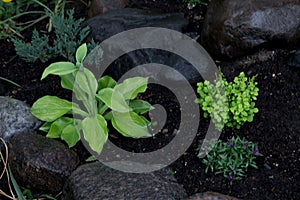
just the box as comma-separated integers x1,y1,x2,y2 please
0,0,299,200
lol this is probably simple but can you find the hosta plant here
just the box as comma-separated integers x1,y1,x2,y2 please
196,71,259,130
198,136,262,184
31,43,153,154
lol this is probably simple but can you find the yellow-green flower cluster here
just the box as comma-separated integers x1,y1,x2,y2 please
2,0,12,3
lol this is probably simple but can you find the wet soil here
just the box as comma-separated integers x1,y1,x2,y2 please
0,0,299,199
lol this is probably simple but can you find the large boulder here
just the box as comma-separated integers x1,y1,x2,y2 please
201,0,300,59
84,9,207,84
62,162,187,200
8,133,79,192
0,96,41,140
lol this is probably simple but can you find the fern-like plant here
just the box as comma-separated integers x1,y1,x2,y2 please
12,9,94,63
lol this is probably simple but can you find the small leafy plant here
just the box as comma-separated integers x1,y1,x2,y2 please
0,0,63,39
196,71,259,130
198,136,262,184
31,43,153,154
12,9,94,63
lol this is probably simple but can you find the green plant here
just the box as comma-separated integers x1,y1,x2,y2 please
182,0,207,8
12,9,94,63
0,0,63,39
31,43,153,154
0,76,21,87
196,71,259,130
198,136,262,184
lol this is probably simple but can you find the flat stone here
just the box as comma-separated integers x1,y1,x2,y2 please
8,133,79,192
0,96,41,140
201,0,300,59
62,162,187,200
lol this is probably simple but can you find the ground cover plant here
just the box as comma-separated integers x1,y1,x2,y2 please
199,136,263,184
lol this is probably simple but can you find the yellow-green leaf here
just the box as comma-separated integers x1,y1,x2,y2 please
41,62,77,80
31,96,72,122
82,115,108,154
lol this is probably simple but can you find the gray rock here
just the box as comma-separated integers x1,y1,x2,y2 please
185,192,239,200
85,8,188,41
0,96,41,140
201,0,300,59
62,162,187,200
88,0,129,18
8,132,79,192
84,9,205,84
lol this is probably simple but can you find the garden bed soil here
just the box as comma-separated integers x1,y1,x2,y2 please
0,0,299,199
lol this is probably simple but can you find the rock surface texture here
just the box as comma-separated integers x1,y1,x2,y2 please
185,192,239,200
84,8,209,84
0,96,41,140
8,133,79,192
62,162,187,200
201,0,300,59
88,0,129,18
288,49,300,68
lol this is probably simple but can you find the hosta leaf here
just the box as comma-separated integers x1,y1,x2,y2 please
61,73,75,90
41,62,77,80
129,100,154,114
98,75,116,91
39,122,52,132
114,77,148,99
96,88,131,112
82,115,108,154
31,96,72,122
61,124,80,147
76,43,87,64
111,111,151,138
75,68,98,97
47,117,73,138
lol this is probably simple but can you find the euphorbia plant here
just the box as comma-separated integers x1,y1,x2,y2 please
196,70,259,130
31,43,153,154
